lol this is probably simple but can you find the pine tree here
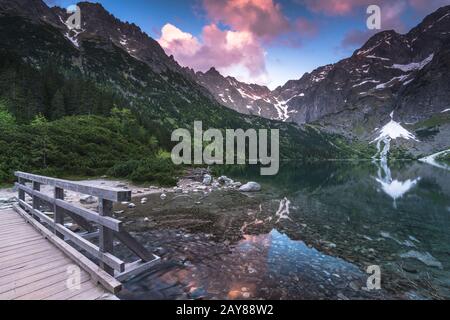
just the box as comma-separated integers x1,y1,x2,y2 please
51,90,65,120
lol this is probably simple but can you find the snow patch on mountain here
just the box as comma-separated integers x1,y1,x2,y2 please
390,53,434,72
371,112,418,161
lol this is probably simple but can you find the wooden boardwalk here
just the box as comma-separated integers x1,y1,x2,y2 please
0,208,112,300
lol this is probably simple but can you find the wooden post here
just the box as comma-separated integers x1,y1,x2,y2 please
99,198,114,276
18,177,25,202
32,181,41,222
54,187,65,239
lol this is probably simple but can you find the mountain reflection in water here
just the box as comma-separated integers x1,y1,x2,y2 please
115,161,450,300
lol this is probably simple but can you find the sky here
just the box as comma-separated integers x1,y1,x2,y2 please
45,0,450,89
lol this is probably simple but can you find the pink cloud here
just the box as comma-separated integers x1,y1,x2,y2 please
159,23,267,78
295,17,319,37
202,0,291,40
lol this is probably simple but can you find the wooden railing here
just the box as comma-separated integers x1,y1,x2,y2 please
13,171,160,293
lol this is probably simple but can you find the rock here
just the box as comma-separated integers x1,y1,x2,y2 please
128,203,136,209
160,193,167,200
212,182,220,188
116,184,127,188
144,217,150,222
114,210,124,215
80,195,97,204
231,182,242,188
239,182,261,192
202,174,212,185
218,176,233,185
174,188,183,193
141,198,147,204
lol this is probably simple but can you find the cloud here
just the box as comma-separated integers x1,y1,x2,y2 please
158,23,267,79
301,0,374,15
408,0,450,13
202,0,291,40
302,0,449,16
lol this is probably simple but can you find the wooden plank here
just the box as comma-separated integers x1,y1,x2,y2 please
15,171,131,202
115,230,154,262
55,199,122,231
43,279,99,300
68,285,106,300
116,257,161,282
0,236,43,251
13,270,93,300
17,200,124,272
0,259,69,286
0,239,49,256
0,255,68,279
18,200,54,226
99,198,114,276
15,183,55,205
63,210,96,233
0,264,70,294
13,204,122,294
1,250,63,270
40,277,96,300
0,230,37,241
0,247,56,264
0,241,57,260
54,186,64,239
7,270,91,300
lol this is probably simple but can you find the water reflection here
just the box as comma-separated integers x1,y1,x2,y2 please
374,160,421,208
116,161,450,300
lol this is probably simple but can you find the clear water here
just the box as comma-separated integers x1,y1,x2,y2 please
115,161,450,300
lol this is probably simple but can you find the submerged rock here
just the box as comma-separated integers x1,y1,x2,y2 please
239,182,261,192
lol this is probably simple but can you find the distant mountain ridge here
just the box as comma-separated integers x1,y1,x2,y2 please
188,6,450,130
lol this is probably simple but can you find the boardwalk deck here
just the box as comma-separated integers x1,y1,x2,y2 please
0,208,114,300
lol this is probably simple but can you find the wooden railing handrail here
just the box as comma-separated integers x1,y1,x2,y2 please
14,171,159,285
15,171,131,202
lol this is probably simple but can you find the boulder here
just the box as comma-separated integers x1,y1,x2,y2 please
239,182,261,192
128,203,136,209
218,176,233,185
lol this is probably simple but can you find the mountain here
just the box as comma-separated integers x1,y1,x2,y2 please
0,0,367,183
193,6,450,156
185,67,282,120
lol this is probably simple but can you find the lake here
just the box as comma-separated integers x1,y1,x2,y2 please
115,161,450,300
